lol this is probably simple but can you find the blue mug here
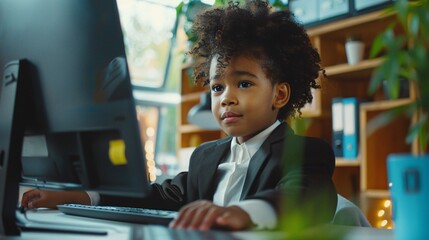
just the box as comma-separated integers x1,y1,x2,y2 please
387,154,429,240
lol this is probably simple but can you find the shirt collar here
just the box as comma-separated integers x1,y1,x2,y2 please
231,120,282,158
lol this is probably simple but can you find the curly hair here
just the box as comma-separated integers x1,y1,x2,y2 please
188,0,323,119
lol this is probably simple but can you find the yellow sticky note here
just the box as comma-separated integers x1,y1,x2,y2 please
108,139,127,166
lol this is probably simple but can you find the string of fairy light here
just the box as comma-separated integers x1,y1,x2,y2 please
144,127,157,182
136,106,157,182
376,199,393,229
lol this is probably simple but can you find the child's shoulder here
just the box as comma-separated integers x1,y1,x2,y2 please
279,124,334,157
192,136,232,153
301,135,333,151
204,136,231,147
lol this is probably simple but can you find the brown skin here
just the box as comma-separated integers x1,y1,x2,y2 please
20,54,290,231
169,200,253,230
21,189,91,209
210,54,290,144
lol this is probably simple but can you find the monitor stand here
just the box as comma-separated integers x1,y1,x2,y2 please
0,60,107,236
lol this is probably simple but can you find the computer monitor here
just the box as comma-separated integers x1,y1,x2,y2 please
0,0,151,235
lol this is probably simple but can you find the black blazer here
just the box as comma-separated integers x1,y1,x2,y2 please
101,122,337,225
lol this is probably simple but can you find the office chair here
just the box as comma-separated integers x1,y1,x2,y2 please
331,194,371,227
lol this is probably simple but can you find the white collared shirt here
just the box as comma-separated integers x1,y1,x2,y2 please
212,120,280,229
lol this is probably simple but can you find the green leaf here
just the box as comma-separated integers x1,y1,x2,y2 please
406,113,428,144
421,5,429,39
409,12,420,38
368,60,389,95
213,0,226,6
385,58,402,99
369,34,384,58
417,112,429,152
290,118,312,135
176,1,184,16
381,27,395,44
395,0,409,26
412,44,428,68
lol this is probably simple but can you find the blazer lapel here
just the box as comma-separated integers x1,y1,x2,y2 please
198,138,231,199
240,123,288,199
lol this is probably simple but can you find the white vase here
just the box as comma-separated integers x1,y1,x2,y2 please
345,41,365,65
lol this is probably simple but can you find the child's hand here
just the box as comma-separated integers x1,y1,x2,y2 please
20,189,91,209
169,200,253,231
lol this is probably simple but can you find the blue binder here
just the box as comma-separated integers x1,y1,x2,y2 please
342,98,360,159
331,98,344,157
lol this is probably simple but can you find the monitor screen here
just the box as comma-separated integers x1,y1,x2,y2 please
0,0,151,198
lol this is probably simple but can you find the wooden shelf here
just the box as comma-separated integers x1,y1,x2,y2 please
307,10,395,36
363,190,390,199
360,98,413,111
336,159,361,167
325,58,384,80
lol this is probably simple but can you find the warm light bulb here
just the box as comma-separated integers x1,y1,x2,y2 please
384,200,391,208
146,127,155,137
145,152,154,161
145,140,154,152
149,173,156,182
147,159,155,167
381,220,388,227
378,210,385,217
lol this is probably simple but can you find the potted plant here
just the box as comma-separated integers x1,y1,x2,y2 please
345,35,365,65
369,0,428,238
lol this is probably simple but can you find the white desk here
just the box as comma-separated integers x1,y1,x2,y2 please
3,209,394,240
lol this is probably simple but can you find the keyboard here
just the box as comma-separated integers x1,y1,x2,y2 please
57,204,178,226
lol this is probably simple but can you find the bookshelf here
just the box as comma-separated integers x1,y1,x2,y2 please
302,10,414,228
179,63,225,149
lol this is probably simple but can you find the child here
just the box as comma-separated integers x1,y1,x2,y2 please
21,0,337,231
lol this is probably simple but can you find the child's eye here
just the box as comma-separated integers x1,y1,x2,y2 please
238,81,252,88
211,84,224,92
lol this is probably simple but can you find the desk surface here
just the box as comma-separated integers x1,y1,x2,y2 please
4,209,393,240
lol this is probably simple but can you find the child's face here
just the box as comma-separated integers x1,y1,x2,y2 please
209,54,290,143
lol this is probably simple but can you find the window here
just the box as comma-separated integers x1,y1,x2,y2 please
117,0,181,89
117,0,183,182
